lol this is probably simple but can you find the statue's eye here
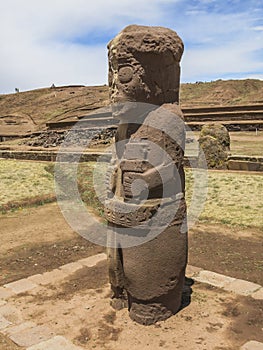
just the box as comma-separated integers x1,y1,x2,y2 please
118,66,133,83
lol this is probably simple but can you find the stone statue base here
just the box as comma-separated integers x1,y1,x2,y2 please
128,272,185,325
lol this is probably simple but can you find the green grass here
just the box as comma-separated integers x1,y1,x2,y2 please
0,159,55,207
230,134,263,156
77,162,263,230
1,159,262,230
185,168,263,229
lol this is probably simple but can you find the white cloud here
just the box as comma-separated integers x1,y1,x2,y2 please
0,0,262,93
253,26,263,31
0,0,181,93
168,6,263,82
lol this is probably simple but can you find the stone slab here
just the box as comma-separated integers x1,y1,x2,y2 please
224,279,261,296
186,265,203,277
0,314,12,330
27,335,84,350
240,340,263,350
59,261,83,275
251,288,263,300
27,274,44,285
9,325,55,347
0,287,15,299
194,270,236,289
0,300,7,307
3,321,36,336
78,253,107,267
28,269,67,286
0,304,23,324
4,279,37,294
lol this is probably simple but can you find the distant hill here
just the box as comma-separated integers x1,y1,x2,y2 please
0,79,263,135
180,79,263,107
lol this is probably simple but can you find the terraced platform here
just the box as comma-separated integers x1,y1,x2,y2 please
45,104,263,132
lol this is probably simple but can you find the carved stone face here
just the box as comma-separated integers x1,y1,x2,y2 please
108,25,184,107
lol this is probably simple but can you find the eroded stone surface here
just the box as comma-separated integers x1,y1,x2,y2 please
198,124,230,169
0,300,7,307
106,25,187,325
27,335,84,350
28,269,67,286
59,262,83,274
186,265,203,278
194,270,236,289
2,321,36,336
4,279,37,294
0,287,15,300
9,325,55,347
108,24,183,105
79,253,107,267
0,314,12,330
224,279,261,296
251,287,263,300
0,304,23,324
240,340,263,350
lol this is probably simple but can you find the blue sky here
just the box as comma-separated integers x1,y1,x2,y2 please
0,0,262,93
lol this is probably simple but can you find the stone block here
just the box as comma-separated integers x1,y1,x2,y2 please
251,287,263,300
0,300,7,307
194,270,235,288
28,269,67,286
228,160,249,171
186,265,203,277
0,287,15,300
0,314,12,330
3,321,36,336
4,279,37,294
9,325,55,347
224,279,261,296
247,162,261,172
27,335,83,350
240,340,263,350
0,304,23,324
59,261,83,275
27,274,44,284
79,253,107,267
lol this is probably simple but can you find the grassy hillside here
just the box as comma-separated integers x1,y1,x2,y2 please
180,79,263,107
0,79,263,133
0,85,109,133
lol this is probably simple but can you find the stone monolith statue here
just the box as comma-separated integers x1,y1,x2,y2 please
105,25,188,325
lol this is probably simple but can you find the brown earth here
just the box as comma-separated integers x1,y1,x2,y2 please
3,262,263,350
0,203,262,350
0,85,109,134
0,203,262,286
1,79,263,135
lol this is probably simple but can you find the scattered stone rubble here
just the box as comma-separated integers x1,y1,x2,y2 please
24,128,116,148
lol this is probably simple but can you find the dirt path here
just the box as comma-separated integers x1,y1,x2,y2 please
189,223,263,285
0,203,262,286
0,203,262,349
3,261,263,350
0,203,104,285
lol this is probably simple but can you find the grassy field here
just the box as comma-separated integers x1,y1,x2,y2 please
229,131,263,156
0,159,55,210
1,159,262,229
185,168,262,229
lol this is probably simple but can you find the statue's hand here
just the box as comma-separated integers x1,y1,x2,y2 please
122,172,148,199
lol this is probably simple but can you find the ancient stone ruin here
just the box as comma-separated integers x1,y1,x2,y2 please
198,123,230,169
105,25,188,325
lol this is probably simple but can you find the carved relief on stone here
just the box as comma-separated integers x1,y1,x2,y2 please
106,25,188,325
